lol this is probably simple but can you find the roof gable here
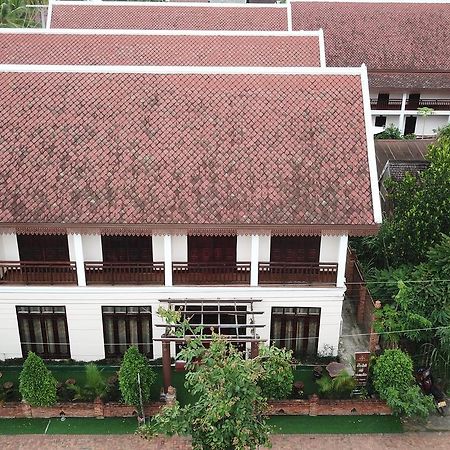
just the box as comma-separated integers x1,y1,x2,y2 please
0,68,376,232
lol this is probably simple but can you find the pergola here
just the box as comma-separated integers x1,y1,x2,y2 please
155,299,266,392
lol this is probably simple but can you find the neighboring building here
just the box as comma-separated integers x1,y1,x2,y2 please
375,139,431,208
290,0,450,137
0,63,381,362
0,29,324,67
47,1,288,30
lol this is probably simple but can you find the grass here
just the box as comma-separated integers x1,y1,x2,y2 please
269,415,403,434
0,415,403,435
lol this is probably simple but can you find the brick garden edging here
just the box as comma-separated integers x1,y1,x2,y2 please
267,395,391,416
0,400,165,419
1,396,391,418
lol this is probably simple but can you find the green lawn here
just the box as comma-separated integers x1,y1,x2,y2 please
0,415,402,435
269,415,403,434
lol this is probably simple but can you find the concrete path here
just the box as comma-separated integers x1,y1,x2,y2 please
1,433,450,449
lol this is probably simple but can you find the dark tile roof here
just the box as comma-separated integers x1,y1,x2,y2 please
49,3,288,30
0,33,320,67
0,71,375,230
368,72,450,90
384,160,430,181
291,2,450,89
374,139,431,178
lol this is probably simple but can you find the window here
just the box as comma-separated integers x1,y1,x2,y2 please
17,234,70,262
175,304,247,353
16,306,70,359
188,236,236,263
270,307,320,356
102,306,153,358
375,116,387,127
101,236,152,263
270,236,320,263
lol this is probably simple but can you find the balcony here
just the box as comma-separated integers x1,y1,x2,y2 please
258,262,338,285
406,99,450,111
85,262,164,285
370,98,402,110
172,262,251,285
0,261,337,286
0,261,77,285
371,98,450,111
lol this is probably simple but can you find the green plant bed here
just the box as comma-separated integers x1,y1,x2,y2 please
269,415,403,434
292,367,318,397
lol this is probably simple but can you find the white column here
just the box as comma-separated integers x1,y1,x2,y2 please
447,114,450,124
164,234,172,287
398,93,407,134
68,233,86,287
336,235,348,288
250,234,259,287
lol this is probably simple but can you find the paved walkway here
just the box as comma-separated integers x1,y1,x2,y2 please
1,433,450,449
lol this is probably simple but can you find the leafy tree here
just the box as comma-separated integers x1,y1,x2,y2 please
140,308,272,450
118,347,155,411
355,124,450,268
373,349,433,417
258,345,294,400
0,0,39,28
19,352,57,406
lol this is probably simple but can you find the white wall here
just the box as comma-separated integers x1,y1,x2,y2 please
171,235,187,262
0,234,20,261
0,284,345,360
237,235,251,262
319,235,340,263
82,235,103,261
259,235,271,262
415,115,449,135
152,235,165,262
0,303,22,360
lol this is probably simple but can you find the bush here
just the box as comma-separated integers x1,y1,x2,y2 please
373,349,433,417
375,124,403,140
119,347,155,411
19,352,57,406
316,370,357,399
66,363,108,402
258,345,294,400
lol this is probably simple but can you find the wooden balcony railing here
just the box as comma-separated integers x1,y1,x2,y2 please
172,262,251,285
258,262,338,285
0,261,77,285
84,262,165,285
370,99,402,110
406,99,450,111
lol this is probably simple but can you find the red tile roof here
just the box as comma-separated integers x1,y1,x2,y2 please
291,1,450,89
49,3,288,30
0,33,320,67
0,70,376,232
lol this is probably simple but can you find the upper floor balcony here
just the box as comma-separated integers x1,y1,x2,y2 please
370,97,450,111
0,233,345,288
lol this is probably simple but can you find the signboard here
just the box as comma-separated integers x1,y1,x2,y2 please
354,352,371,385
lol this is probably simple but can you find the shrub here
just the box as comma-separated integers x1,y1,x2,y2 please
375,124,403,140
373,349,433,417
119,347,155,411
258,345,294,400
19,352,57,406
316,370,356,399
66,363,108,402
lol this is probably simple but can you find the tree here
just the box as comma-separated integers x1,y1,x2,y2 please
139,309,272,450
355,124,450,267
373,349,433,417
258,345,294,400
19,352,57,406
0,0,39,28
118,347,155,412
